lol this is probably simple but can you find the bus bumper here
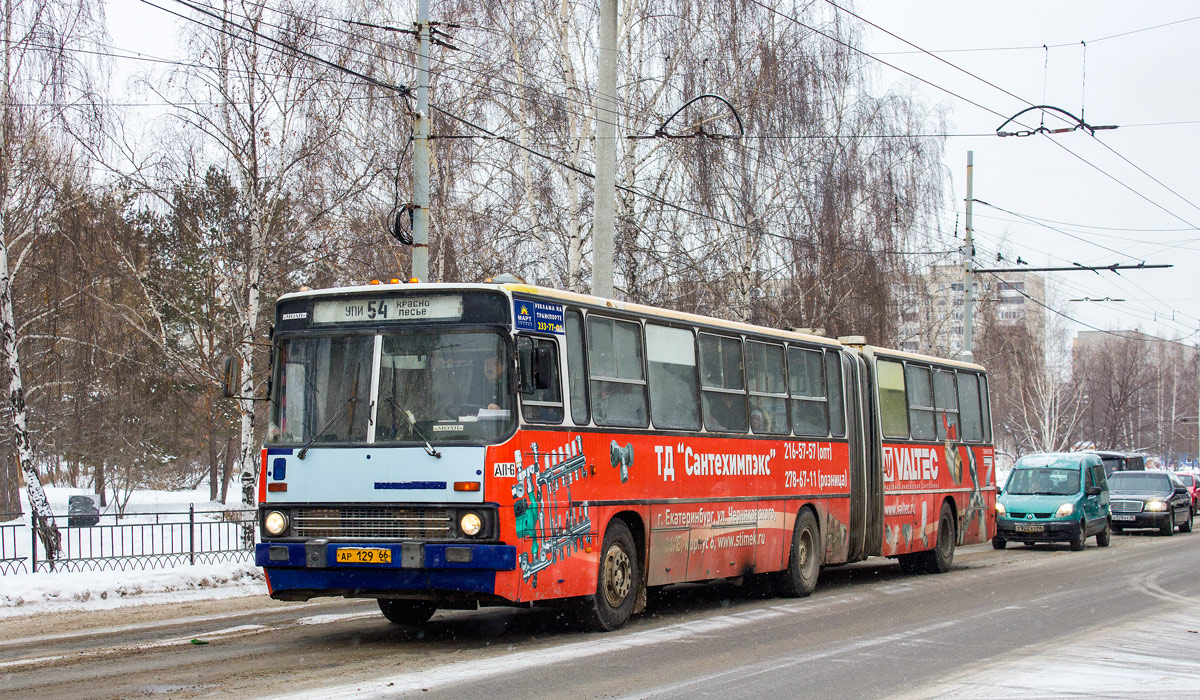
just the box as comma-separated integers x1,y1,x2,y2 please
256,542,517,597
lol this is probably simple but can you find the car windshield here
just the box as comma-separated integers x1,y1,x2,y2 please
1004,467,1081,496
1107,473,1170,495
1175,474,1195,488
268,330,515,445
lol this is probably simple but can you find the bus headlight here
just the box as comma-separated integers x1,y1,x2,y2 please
264,511,289,536
1055,503,1075,518
459,512,483,537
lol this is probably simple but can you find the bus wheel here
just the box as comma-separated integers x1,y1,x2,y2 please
923,501,956,573
580,520,641,631
776,509,821,597
378,599,437,625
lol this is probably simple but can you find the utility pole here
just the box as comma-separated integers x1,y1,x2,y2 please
592,0,617,298
411,0,431,282
961,150,975,363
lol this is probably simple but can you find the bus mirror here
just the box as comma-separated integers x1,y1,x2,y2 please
222,356,240,398
534,346,554,390
516,337,535,394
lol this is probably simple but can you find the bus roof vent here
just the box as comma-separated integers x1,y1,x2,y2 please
837,335,867,348
485,273,526,284
789,327,826,337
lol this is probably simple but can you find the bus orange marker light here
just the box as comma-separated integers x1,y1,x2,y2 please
409,277,420,283
267,483,288,492
454,481,481,492
390,278,401,284
369,279,381,285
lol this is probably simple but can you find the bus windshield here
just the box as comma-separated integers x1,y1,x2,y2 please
268,330,514,445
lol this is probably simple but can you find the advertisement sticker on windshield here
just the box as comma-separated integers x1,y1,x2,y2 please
513,298,565,334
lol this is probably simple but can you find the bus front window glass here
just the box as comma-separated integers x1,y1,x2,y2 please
646,324,700,430
905,365,935,440
789,347,828,436
699,333,747,433
270,336,374,444
979,374,991,442
933,369,959,440
566,310,589,425
957,372,983,442
376,331,515,444
746,340,788,435
588,316,649,427
877,359,909,438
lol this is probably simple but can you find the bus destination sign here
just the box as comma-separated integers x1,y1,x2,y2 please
312,295,463,324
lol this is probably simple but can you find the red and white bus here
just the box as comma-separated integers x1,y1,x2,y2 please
253,282,995,630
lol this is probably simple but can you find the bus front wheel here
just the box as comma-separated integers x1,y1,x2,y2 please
378,599,437,625
579,519,641,632
775,509,821,597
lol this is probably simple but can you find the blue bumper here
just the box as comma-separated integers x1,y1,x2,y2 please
257,542,516,596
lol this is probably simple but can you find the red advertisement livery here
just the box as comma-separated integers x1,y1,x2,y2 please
252,282,995,630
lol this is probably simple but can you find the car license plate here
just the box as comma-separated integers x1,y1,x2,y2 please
335,548,392,564
1111,514,1135,522
1014,524,1044,533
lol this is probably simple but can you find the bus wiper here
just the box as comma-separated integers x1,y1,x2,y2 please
385,396,441,458
298,396,356,460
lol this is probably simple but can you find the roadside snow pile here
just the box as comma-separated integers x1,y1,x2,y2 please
0,560,266,616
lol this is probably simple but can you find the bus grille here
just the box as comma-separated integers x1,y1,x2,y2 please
292,506,453,539
1110,500,1143,514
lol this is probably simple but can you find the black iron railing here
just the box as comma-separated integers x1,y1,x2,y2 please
0,512,26,574
17,505,257,574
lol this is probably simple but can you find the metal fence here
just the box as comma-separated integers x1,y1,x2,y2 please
0,505,258,574
0,513,25,574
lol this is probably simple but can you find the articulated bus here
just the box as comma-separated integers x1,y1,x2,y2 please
254,282,995,630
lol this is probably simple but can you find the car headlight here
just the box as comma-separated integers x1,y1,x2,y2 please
994,502,1006,516
1145,500,1169,512
460,512,483,537
1055,503,1075,518
264,510,289,536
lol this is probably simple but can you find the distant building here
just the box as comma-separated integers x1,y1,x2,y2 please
898,264,1047,357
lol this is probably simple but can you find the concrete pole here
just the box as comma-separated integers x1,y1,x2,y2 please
592,0,617,298
961,150,975,362
412,0,431,281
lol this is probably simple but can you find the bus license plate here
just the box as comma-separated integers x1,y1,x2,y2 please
1112,514,1135,522
1014,524,1044,533
336,548,392,564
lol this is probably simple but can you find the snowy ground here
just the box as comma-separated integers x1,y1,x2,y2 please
0,486,266,617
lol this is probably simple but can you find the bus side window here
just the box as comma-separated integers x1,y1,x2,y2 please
746,340,788,435
957,372,983,442
588,316,649,428
646,324,701,430
933,369,958,440
905,364,936,440
979,374,991,442
876,359,909,438
565,310,589,425
788,346,828,436
699,333,747,433
520,336,564,424
825,351,845,438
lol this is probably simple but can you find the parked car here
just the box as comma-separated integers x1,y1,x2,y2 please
1172,472,1200,511
67,494,100,528
993,452,1110,551
1108,471,1193,536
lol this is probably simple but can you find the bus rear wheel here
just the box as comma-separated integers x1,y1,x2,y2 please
377,599,437,625
579,519,641,632
775,509,821,597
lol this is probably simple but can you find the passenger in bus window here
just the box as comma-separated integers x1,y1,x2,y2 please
750,407,769,433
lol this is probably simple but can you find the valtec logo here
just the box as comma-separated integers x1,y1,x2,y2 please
882,445,940,483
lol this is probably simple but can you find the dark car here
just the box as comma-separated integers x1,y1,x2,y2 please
67,494,100,527
1108,471,1193,536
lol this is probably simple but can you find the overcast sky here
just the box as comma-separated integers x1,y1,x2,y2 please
105,0,1200,344
860,1,1200,343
